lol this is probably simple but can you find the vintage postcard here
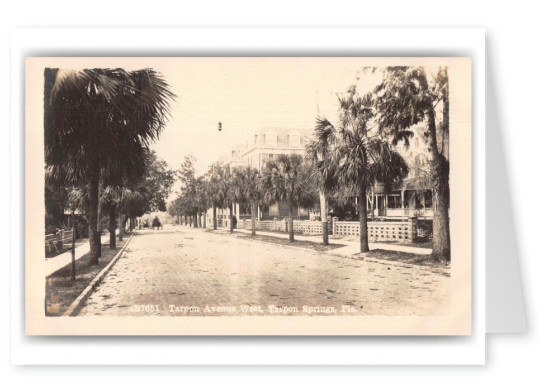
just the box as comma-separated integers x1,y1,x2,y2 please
25,57,471,335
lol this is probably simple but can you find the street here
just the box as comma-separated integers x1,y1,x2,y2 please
78,224,450,316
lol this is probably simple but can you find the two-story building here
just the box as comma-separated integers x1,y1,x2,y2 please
207,127,313,227
369,123,448,220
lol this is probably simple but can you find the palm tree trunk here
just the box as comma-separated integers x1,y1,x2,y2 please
96,180,102,257
288,199,294,243
88,170,100,266
198,212,202,228
320,189,329,245
203,211,206,228
370,191,375,220
213,206,217,230
71,209,76,282
428,110,451,263
118,212,124,241
193,214,198,228
108,204,117,250
359,183,369,253
251,201,256,236
229,203,234,233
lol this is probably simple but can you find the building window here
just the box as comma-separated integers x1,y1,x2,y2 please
387,193,401,209
290,134,300,147
415,191,424,209
424,190,433,208
403,190,411,208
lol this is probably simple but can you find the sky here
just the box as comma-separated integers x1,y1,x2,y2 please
143,57,385,175
47,57,444,198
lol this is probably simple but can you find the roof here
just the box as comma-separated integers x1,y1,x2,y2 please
239,127,313,155
373,175,432,193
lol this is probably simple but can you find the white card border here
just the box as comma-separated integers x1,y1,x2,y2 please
10,27,485,365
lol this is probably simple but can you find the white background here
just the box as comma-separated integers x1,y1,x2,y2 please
2,0,548,389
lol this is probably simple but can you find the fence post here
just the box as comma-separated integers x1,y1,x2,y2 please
408,217,418,243
332,217,339,236
273,217,277,231
284,218,289,233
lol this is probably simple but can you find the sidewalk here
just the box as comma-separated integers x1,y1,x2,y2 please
232,228,432,257
45,231,117,277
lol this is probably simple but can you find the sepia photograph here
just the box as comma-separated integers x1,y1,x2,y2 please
25,57,472,335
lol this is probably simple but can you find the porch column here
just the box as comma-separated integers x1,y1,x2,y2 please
371,189,375,219
375,194,378,216
401,189,405,212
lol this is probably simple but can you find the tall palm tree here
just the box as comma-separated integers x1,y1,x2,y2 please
45,68,174,265
306,123,339,245
261,154,316,243
315,89,409,253
205,163,226,230
195,175,211,228
233,166,263,235
209,164,235,232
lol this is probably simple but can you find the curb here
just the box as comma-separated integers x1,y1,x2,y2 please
63,233,135,317
204,228,449,276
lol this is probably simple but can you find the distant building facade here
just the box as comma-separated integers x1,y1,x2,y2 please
208,128,313,226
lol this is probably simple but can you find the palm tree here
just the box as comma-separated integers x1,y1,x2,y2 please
195,175,211,228
315,89,409,253
305,123,339,245
233,166,263,235
104,184,150,247
261,154,316,243
45,68,174,265
209,163,235,232
205,163,225,230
